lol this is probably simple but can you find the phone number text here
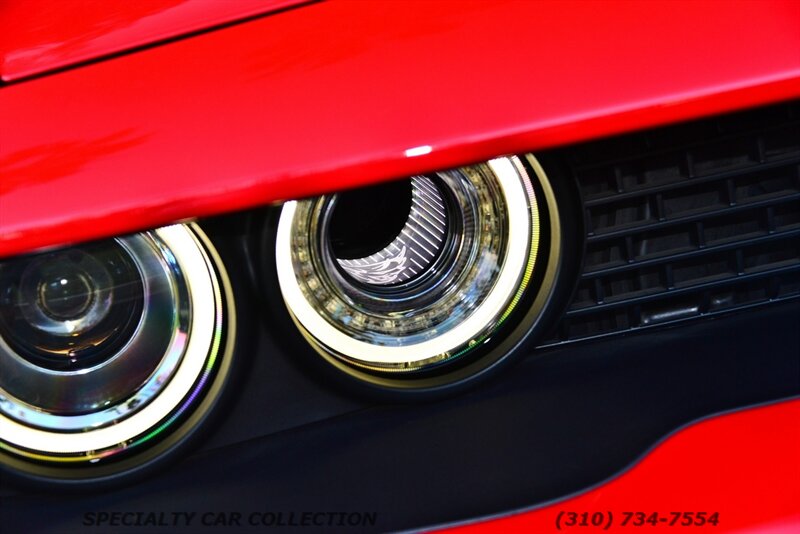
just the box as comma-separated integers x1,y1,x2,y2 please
555,511,720,530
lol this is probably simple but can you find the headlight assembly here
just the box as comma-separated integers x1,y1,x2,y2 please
274,155,563,394
0,224,235,484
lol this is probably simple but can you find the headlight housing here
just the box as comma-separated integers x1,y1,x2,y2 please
274,155,564,394
0,224,235,484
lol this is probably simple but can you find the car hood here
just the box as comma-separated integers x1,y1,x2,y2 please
2,0,799,258
0,0,312,82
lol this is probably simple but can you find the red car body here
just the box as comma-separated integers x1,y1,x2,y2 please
1,1,799,532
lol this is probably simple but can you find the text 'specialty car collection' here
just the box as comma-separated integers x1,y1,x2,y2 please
0,1,799,532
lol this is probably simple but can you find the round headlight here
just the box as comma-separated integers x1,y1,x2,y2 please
0,224,235,483
275,155,562,393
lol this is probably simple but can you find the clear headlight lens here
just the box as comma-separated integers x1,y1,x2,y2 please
0,224,232,475
276,156,543,375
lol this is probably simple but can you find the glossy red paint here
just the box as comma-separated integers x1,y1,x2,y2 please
0,0,311,82
2,0,800,257
435,399,800,534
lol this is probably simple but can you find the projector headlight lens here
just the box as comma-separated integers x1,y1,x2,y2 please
0,224,233,480
276,156,551,380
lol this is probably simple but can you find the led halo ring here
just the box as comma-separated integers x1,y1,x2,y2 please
276,155,556,381
0,224,233,475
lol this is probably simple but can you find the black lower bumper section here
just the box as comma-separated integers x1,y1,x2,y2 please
1,301,798,533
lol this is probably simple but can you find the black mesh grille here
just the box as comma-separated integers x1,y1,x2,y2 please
544,100,800,345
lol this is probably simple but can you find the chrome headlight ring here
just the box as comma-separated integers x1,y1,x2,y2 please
274,155,563,393
0,224,236,483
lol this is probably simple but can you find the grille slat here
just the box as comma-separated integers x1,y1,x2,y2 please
569,112,800,173
582,227,800,279
583,157,800,207
566,263,800,317
587,193,800,240
542,100,800,346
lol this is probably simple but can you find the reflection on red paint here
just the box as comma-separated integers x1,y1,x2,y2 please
0,0,309,81
0,130,150,195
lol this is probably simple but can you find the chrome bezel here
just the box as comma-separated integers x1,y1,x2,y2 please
0,233,188,425
0,224,228,464
276,156,542,372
